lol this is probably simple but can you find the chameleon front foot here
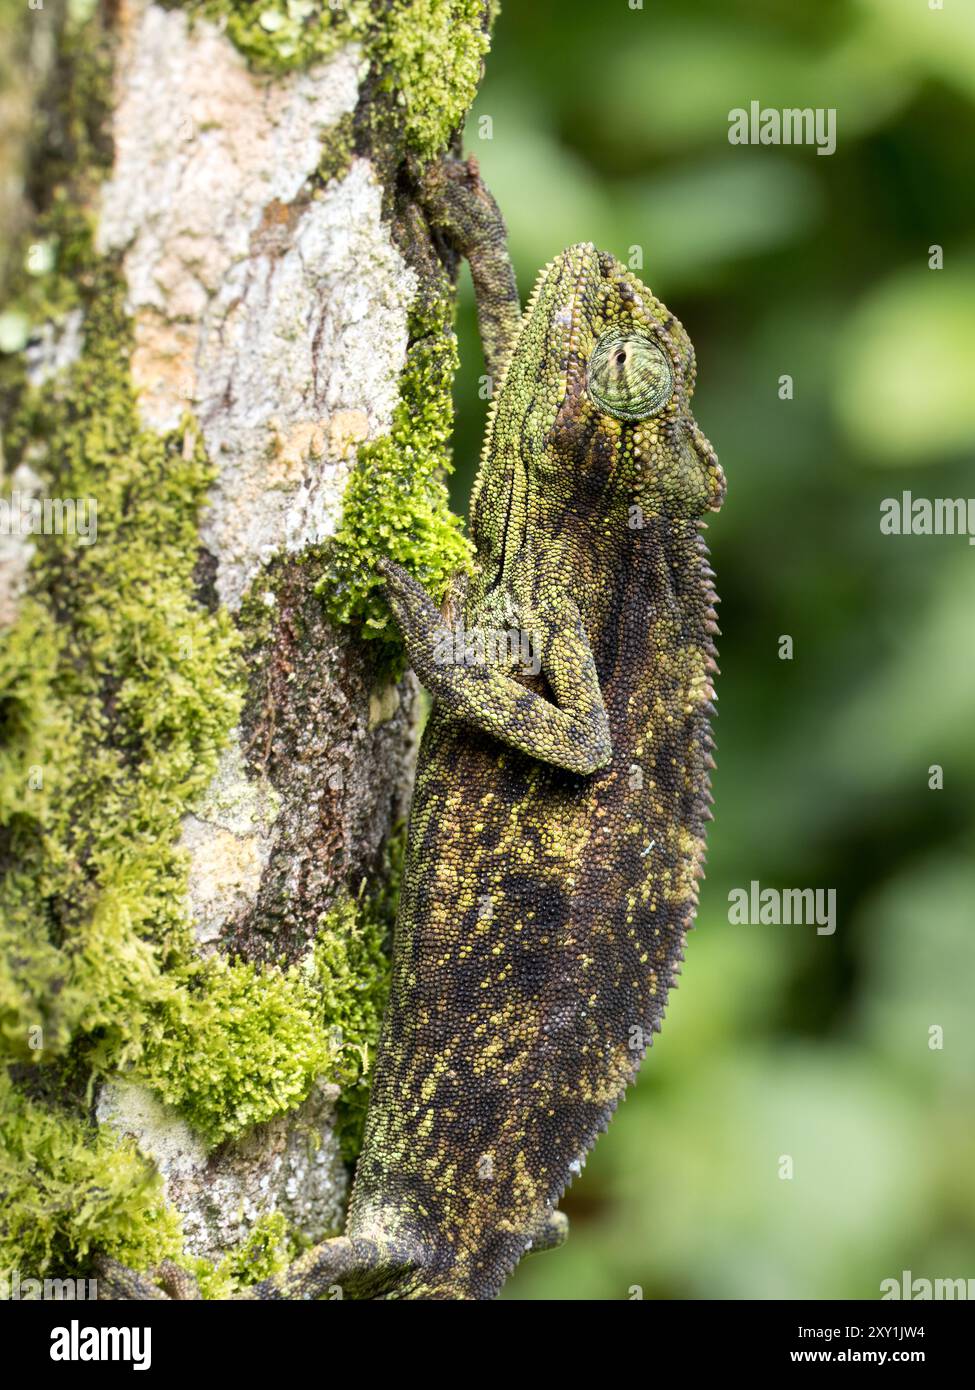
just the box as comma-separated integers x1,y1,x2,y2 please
378,556,612,776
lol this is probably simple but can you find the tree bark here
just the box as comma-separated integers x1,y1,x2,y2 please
0,0,493,1290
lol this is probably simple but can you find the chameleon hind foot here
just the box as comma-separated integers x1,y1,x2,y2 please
245,1235,413,1300
96,1236,413,1302
95,1257,201,1300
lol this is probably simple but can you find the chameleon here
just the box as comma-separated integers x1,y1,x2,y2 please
97,157,724,1302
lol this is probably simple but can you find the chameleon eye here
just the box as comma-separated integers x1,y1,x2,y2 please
587,332,674,421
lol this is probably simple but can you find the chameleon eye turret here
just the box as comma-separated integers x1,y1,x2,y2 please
587,330,675,420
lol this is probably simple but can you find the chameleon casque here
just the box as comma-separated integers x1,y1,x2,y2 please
99,159,724,1301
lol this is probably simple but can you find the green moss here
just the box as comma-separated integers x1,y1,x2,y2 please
0,1071,183,1275
192,1210,293,1298
131,834,403,1149
0,6,217,1273
373,0,491,161
319,296,473,668
188,0,372,74
0,254,243,1070
312,821,405,1157
141,958,331,1146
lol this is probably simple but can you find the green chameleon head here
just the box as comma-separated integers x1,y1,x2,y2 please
481,242,725,524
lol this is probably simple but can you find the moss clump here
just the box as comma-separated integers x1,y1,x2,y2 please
319,296,473,667
137,834,402,1149
373,0,491,161
189,0,372,73
142,958,331,1146
0,254,243,1069
0,1071,183,1274
192,1210,293,1298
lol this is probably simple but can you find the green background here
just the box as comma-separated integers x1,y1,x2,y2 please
449,0,975,1300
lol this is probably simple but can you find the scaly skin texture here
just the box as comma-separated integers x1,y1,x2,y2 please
352,244,725,1300
97,160,724,1302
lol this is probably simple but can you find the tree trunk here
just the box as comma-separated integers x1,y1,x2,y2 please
0,0,492,1293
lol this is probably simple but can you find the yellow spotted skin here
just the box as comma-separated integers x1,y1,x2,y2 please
94,185,725,1306
348,237,725,1299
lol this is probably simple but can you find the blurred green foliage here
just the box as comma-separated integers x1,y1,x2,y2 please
448,0,975,1299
